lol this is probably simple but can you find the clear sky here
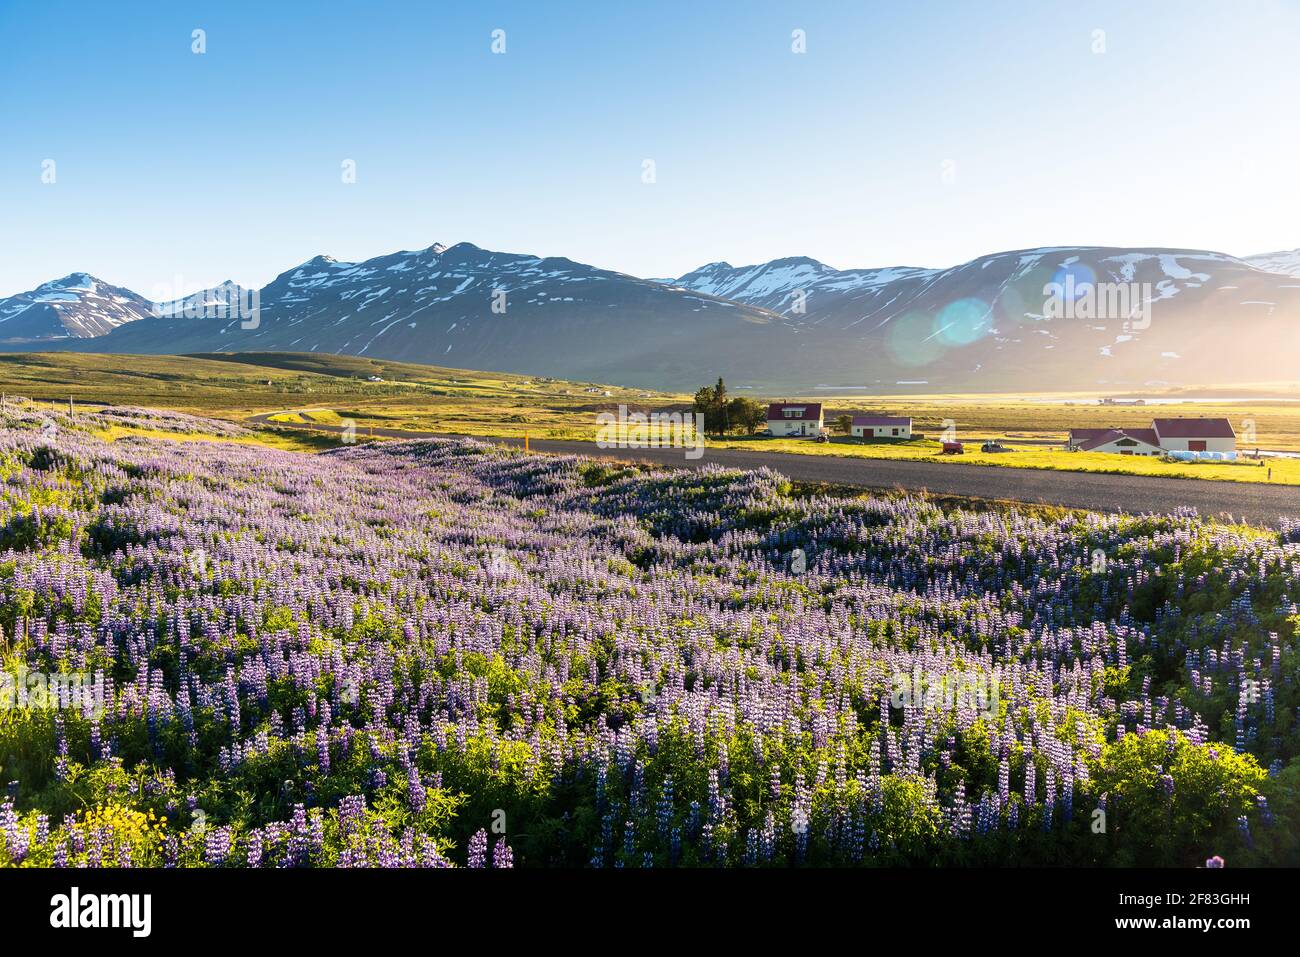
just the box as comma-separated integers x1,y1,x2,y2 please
2,0,1298,298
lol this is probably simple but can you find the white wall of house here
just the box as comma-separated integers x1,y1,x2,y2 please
1154,435,1236,453
768,418,821,436
852,423,911,439
1088,437,1163,455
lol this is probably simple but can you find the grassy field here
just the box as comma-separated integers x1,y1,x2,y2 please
800,393,1300,453
0,351,665,438
2,351,1298,485
85,422,341,453
706,434,1300,484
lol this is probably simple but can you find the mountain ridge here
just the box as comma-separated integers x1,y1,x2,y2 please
0,273,155,340
3,241,1297,391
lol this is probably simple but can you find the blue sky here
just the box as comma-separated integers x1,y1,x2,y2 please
2,0,1298,298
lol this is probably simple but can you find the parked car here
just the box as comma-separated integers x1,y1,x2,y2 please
940,441,964,455
981,441,1013,453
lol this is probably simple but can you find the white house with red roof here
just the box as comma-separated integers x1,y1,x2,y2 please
851,415,912,439
1150,417,1236,453
766,402,824,437
1068,417,1235,456
1067,427,1164,456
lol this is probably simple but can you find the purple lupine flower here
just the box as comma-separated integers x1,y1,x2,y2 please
492,839,514,868
205,826,233,866
407,766,426,814
0,420,1292,871
467,829,489,869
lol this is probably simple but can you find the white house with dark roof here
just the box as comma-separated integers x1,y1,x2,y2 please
1068,417,1236,456
851,415,912,439
1067,427,1163,456
766,402,824,436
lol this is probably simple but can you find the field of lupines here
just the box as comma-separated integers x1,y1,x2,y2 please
0,407,1298,868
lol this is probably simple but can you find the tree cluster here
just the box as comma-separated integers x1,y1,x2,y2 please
692,377,766,434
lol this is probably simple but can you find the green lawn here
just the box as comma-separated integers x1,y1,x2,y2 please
704,434,1300,484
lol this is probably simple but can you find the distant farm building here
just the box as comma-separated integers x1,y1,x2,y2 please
766,402,824,437
1068,417,1236,456
852,415,912,439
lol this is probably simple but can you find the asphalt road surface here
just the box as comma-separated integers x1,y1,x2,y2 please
248,413,1300,528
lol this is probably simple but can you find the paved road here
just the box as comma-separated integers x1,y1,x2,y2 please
248,413,1300,528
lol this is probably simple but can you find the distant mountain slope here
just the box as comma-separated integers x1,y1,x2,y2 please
54,243,792,388
1244,249,1300,277
657,246,1300,390
0,274,154,341
659,257,939,316
153,280,252,318
6,242,1299,392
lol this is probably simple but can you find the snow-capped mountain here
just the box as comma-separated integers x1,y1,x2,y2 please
658,247,1292,331
658,257,939,316
153,280,256,319
7,242,1299,391
54,242,791,386
0,273,154,341
1244,249,1300,277
655,246,1300,390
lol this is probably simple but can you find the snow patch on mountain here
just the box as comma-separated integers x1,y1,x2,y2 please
1244,248,1300,277
0,274,154,340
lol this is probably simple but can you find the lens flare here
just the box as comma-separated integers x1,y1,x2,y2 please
887,310,945,367
1050,261,1096,301
1005,264,1058,322
933,297,991,346
995,285,1027,330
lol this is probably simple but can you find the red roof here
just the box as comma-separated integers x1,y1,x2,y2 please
1075,428,1161,452
766,402,822,421
1151,417,1235,439
853,415,911,427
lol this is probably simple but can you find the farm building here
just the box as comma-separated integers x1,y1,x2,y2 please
1068,417,1236,456
1067,427,1163,456
852,415,912,439
1150,417,1236,453
766,402,824,437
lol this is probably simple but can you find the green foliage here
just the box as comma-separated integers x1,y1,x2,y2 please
692,377,764,434
1088,730,1267,866
728,397,767,434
